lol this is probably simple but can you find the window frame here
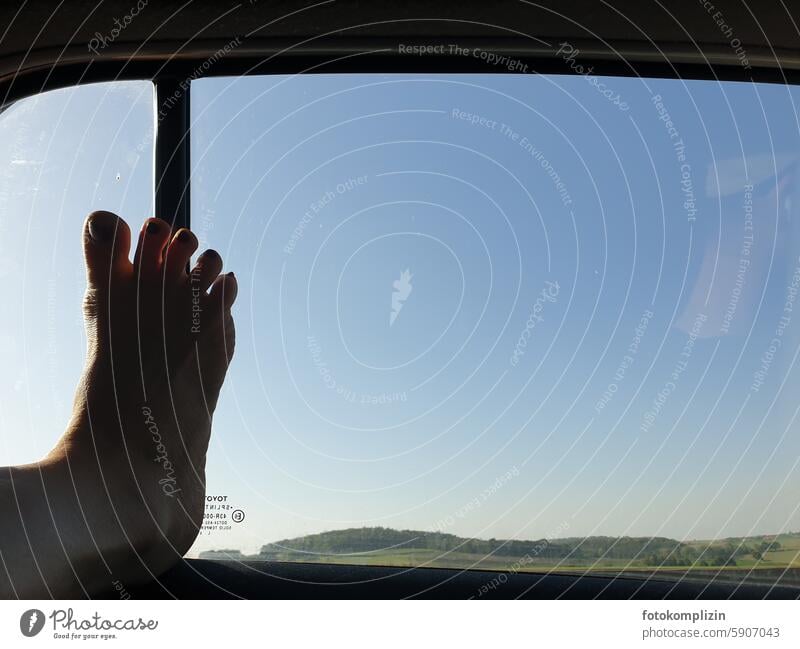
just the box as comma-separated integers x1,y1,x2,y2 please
2,35,800,234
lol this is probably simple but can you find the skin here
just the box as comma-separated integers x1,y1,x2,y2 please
0,211,237,598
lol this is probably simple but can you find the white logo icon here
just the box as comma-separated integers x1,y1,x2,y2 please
390,269,413,326
20,609,45,637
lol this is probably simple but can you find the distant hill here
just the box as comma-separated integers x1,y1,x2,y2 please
255,526,738,565
192,527,800,587
246,527,800,568
195,527,800,574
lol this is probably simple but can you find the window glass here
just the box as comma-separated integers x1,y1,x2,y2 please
189,72,800,583
0,81,154,464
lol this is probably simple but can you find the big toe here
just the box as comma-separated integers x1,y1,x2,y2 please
83,210,132,286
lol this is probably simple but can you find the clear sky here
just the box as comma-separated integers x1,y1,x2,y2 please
2,73,800,556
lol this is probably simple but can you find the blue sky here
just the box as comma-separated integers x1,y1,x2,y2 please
2,73,800,556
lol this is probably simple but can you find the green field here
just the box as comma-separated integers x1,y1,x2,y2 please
199,527,800,586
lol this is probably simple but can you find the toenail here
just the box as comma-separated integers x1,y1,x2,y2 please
88,217,114,242
178,230,192,243
146,221,160,234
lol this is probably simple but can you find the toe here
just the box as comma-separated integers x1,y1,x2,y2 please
209,272,238,311
83,210,132,286
164,228,198,280
134,218,172,279
223,311,236,363
189,249,223,292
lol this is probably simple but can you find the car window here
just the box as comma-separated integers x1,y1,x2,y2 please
190,73,800,584
5,72,800,586
0,81,154,464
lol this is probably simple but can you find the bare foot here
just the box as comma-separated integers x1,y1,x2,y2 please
1,211,236,597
